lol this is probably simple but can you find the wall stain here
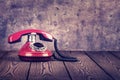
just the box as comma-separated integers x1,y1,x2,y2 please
76,28,81,49
81,20,86,26
56,0,66,5
76,9,81,17
0,16,7,38
27,17,33,26
53,21,57,26
37,14,43,21
41,0,54,9
56,0,73,6
10,3,23,9
10,0,34,10
55,7,60,10
0,0,4,3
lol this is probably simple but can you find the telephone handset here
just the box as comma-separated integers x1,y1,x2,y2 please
8,29,78,62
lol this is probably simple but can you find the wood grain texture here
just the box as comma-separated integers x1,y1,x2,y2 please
64,51,113,80
85,51,120,80
109,51,120,59
0,51,30,80
28,61,70,80
0,51,120,80
0,51,8,58
0,0,119,51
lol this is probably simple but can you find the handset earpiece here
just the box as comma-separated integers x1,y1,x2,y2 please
8,29,53,44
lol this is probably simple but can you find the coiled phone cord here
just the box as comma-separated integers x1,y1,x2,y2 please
53,38,78,62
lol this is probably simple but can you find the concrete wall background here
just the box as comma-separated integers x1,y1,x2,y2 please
0,0,120,51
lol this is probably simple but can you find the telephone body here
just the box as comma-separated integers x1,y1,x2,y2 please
8,29,78,61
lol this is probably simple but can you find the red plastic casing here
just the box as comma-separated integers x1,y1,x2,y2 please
8,29,53,43
19,42,53,58
8,29,54,61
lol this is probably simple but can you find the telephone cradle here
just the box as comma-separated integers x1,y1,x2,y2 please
8,29,78,62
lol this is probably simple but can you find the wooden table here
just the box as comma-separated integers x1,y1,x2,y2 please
0,51,120,80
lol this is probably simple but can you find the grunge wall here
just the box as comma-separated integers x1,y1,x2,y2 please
0,0,120,51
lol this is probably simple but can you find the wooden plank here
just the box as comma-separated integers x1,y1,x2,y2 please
109,51,120,59
28,58,71,80
0,51,30,80
85,51,120,80
64,51,113,80
0,51,8,58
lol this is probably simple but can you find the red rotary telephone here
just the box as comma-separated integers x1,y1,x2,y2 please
8,29,77,62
